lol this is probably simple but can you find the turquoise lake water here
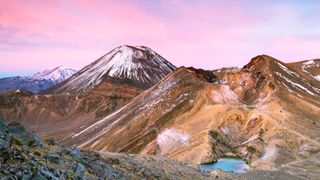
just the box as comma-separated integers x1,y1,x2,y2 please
200,158,249,173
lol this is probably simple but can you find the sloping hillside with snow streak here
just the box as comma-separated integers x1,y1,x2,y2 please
288,59,320,82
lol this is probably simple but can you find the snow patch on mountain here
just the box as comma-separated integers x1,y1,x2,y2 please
261,145,277,161
157,128,190,145
276,61,320,95
303,60,315,65
157,128,190,155
32,66,76,83
53,45,176,93
211,85,239,104
72,102,132,139
314,75,320,81
241,134,259,145
275,72,316,96
301,59,320,75
277,62,300,78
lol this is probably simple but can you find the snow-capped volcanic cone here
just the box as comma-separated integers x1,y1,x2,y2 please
51,45,176,93
32,66,77,83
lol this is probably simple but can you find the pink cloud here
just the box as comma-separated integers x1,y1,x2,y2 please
0,0,319,75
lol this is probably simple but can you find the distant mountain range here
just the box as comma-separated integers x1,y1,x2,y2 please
0,66,77,93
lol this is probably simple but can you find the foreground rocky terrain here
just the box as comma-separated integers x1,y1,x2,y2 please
0,119,302,179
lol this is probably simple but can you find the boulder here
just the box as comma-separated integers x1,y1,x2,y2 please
0,136,10,150
7,122,29,137
7,122,34,146
7,122,41,147
69,149,81,158
0,119,6,131
75,163,86,175
31,168,47,180
0,150,10,164
32,134,42,147
45,153,61,164
40,168,59,180
0,119,10,150
45,139,57,146
0,119,11,163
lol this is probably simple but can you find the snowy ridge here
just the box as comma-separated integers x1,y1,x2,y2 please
53,45,176,93
300,59,320,81
32,66,77,83
275,61,320,96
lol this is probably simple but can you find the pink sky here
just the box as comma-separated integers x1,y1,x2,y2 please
1,0,320,77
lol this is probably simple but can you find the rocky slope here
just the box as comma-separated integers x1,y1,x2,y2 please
49,45,176,93
0,119,210,179
0,66,76,93
0,119,300,179
0,77,143,141
66,55,320,179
